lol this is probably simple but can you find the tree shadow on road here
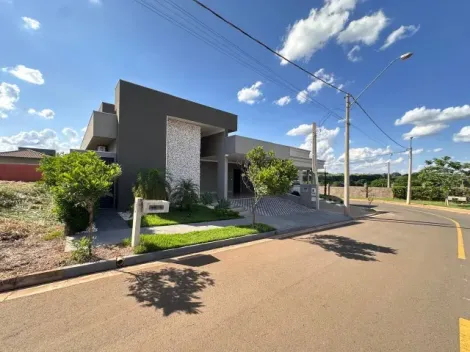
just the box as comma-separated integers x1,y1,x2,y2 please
126,267,215,316
297,234,397,261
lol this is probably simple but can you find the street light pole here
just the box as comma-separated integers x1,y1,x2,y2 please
387,153,392,188
344,94,351,216
406,137,413,205
312,122,320,210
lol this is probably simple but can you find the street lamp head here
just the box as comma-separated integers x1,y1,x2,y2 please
400,52,413,60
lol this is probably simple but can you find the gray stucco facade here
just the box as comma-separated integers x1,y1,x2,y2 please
81,80,322,210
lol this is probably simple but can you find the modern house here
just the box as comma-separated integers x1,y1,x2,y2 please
79,80,324,210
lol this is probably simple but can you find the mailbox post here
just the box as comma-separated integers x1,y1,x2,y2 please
131,198,170,248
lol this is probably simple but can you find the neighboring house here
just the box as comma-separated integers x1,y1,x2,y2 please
79,80,324,210
0,149,47,182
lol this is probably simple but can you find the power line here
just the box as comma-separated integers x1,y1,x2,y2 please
136,0,346,123
135,0,401,151
190,0,348,94
354,100,407,149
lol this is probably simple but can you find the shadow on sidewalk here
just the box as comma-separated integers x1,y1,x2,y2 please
126,267,215,316
296,234,397,261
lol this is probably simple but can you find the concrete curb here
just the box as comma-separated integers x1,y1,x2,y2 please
0,217,365,293
351,199,470,215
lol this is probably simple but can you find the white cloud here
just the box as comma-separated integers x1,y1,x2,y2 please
237,81,263,105
89,0,102,5
296,68,340,103
278,0,357,65
21,16,40,30
274,96,291,106
453,126,470,143
413,148,424,155
347,45,361,62
428,148,443,152
287,123,313,136
287,124,340,165
0,128,79,153
62,127,79,142
337,10,389,45
28,108,55,120
2,65,44,85
380,25,420,50
396,105,470,126
0,82,20,118
402,124,448,140
296,90,309,104
81,126,87,133
338,145,393,162
397,105,470,139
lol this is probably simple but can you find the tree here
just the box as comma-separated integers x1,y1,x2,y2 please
40,151,121,254
239,147,298,226
418,156,470,201
370,178,387,187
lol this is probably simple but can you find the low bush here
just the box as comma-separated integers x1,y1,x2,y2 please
133,168,170,200
54,199,90,236
215,198,231,210
200,192,213,205
71,236,94,263
0,188,20,209
214,208,239,218
393,186,448,201
171,179,199,211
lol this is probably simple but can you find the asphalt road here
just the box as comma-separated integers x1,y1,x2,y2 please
1,203,469,352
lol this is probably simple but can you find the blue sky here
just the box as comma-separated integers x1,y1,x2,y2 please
1,0,469,173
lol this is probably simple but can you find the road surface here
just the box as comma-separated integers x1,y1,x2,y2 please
1,203,469,351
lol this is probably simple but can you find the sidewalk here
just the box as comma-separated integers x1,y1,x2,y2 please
65,208,352,251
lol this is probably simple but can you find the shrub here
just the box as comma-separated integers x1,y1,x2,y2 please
393,186,447,201
71,236,94,263
370,178,387,187
54,199,90,235
171,179,199,211
200,192,213,205
0,188,20,209
215,198,231,210
133,168,170,200
214,208,239,218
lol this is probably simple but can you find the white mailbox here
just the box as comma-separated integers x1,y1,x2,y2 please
143,200,170,214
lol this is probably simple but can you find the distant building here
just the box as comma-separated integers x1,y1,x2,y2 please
0,149,48,182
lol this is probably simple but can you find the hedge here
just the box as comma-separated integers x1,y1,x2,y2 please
392,186,470,201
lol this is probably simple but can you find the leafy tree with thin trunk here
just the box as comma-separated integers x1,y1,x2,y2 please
239,147,298,226
40,151,121,256
418,156,470,203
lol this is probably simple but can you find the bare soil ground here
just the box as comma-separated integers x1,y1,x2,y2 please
0,181,131,281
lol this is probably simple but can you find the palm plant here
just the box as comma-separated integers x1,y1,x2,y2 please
133,169,171,200
171,179,199,211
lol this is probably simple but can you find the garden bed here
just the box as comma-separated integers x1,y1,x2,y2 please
128,204,241,227
123,223,275,254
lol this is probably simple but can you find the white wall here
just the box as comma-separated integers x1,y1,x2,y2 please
166,118,201,191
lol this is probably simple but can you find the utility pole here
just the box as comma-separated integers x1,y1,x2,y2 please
344,94,351,216
324,167,327,195
387,155,391,188
312,122,320,210
406,137,413,205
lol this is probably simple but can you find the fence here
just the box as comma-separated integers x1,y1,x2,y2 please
326,185,393,199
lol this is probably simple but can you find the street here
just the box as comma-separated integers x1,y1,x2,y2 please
1,203,469,352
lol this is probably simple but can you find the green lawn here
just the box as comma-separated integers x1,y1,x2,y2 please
124,223,275,254
373,198,470,210
129,205,241,227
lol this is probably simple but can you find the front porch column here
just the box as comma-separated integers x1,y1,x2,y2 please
216,131,228,200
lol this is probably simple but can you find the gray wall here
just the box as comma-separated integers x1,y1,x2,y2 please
200,161,235,196
100,102,115,114
115,80,237,210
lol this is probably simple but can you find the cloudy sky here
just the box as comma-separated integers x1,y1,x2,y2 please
1,0,469,173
